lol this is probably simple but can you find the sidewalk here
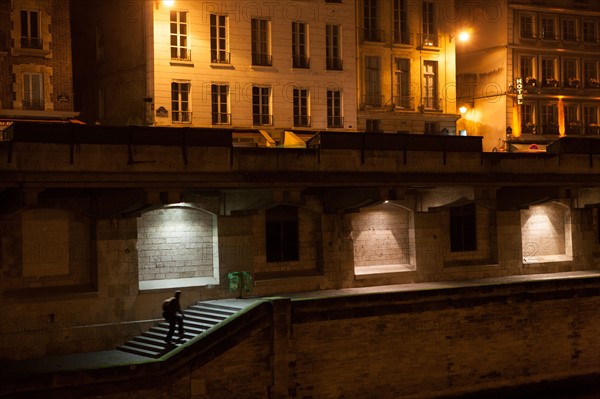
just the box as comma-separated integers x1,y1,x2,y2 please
2,270,599,379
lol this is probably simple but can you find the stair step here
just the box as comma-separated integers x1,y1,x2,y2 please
118,344,162,358
185,309,230,322
201,302,245,313
124,339,167,352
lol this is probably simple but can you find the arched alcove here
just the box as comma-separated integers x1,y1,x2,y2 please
351,202,415,275
137,204,219,290
520,202,573,264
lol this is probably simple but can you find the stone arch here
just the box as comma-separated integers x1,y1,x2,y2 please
137,204,219,290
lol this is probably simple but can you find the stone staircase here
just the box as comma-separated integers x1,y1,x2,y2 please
117,301,246,358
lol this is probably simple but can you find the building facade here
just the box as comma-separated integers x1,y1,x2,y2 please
72,0,358,140
356,0,460,134
456,0,600,151
0,0,77,126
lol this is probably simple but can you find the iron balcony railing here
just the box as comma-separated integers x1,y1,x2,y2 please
327,116,344,128
393,31,412,45
21,36,42,49
252,53,272,66
362,29,386,43
293,115,311,127
326,57,343,71
421,97,441,110
393,96,414,110
172,111,192,123
171,48,191,62
418,33,439,48
211,50,230,64
22,99,44,110
253,114,273,126
362,95,384,108
212,113,231,125
292,55,310,69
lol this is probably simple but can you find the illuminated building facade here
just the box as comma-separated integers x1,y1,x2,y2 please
0,0,78,125
456,0,600,151
356,0,460,134
72,0,358,139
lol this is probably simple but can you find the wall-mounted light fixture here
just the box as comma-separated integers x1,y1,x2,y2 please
459,105,468,114
450,30,470,43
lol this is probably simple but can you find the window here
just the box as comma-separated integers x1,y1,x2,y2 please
583,105,599,135
562,18,577,41
327,90,343,127
266,206,299,263
520,13,535,39
450,204,477,252
424,121,438,134
210,14,229,63
292,22,309,68
565,104,580,135
541,57,557,86
171,81,191,123
541,104,558,134
20,10,41,49
520,56,535,83
366,119,381,132
422,2,437,46
211,84,229,124
170,11,190,61
252,86,271,125
522,103,536,133
364,56,381,107
394,58,411,108
326,24,342,70
562,58,579,87
23,73,43,110
393,0,409,44
423,61,438,110
582,20,598,43
540,17,556,40
252,19,271,66
293,88,310,127
363,0,381,42
583,60,599,88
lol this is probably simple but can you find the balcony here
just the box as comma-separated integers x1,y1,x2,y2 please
253,114,273,126
171,48,191,62
361,29,385,43
292,55,310,69
565,77,580,88
252,53,272,67
393,96,414,110
212,113,231,125
586,78,600,89
211,50,230,64
585,124,600,135
22,99,44,110
172,111,192,123
293,115,311,127
327,116,344,128
326,57,343,71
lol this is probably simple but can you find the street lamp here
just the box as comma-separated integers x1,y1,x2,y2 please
163,0,174,6
450,30,471,43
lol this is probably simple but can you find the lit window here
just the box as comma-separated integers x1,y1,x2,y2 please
326,24,342,70
562,58,579,87
23,73,43,110
292,22,309,68
170,11,190,61
365,56,381,107
541,104,558,134
171,81,191,123
252,86,271,125
541,57,558,86
422,1,437,46
210,14,228,63
211,84,229,124
293,88,310,127
327,90,343,127
251,19,271,66
423,61,438,110
394,58,411,108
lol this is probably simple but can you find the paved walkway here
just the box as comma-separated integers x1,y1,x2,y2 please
2,270,599,379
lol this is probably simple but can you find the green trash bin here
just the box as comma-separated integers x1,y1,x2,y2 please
227,272,241,293
228,271,253,298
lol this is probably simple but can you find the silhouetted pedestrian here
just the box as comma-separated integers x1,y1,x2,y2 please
162,290,185,344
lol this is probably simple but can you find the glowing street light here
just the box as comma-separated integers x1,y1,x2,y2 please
163,0,174,6
457,31,470,42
